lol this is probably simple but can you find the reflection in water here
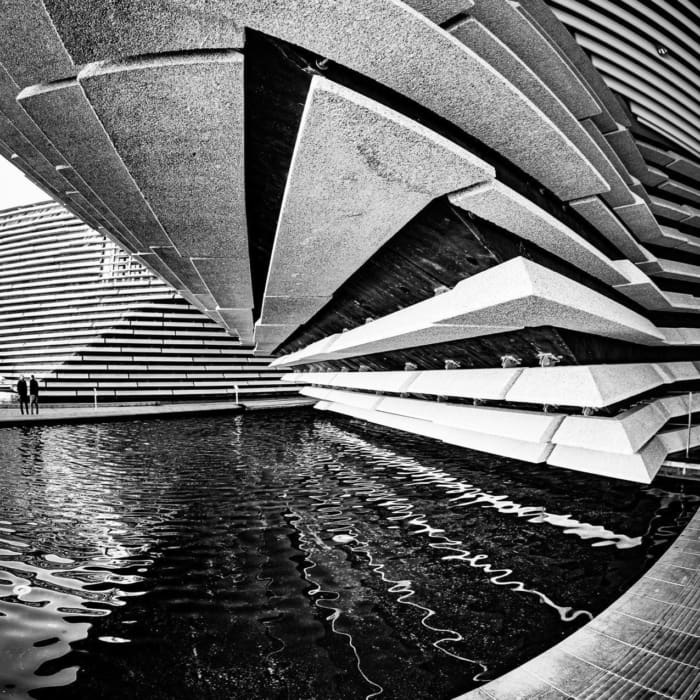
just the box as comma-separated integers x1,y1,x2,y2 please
0,411,697,700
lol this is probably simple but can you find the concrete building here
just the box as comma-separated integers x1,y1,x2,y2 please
0,1,698,480
0,201,295,403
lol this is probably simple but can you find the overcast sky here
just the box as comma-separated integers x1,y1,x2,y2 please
0,155,51,210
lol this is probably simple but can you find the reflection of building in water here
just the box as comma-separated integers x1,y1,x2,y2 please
0,202,295,403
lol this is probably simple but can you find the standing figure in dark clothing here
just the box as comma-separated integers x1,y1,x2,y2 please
29,375,39,415
16,376,29,415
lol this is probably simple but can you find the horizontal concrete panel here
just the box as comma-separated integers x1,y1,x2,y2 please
259,74,494,345
45,0,606,200
42,0,245,64
301,386,382,410
552,394,689,454
18,80,173,249
191,257,254,311
506,363,667,408
450,180,628,285
327,371,419,394
547,440,665,483
407,368,521,400
569,196,648,262
275,257,670,365
79,52,249,260
320,401,553,463
468,0,600,119
376,395,564,443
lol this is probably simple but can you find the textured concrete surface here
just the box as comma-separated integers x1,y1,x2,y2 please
449,180,628,285
311,398,554,463
451,19,626,206
569,196,648,262
79,52,248,259
650,195,693,223
0,398,314,427
18,80,173,250
660,179,700,206
668,152,700,181
191,257,254,310
274,258,669,365
377,395,564,443
79,1,607,200
459,506,700,699
0,0,75,87
614,195,665,243
605,125,659,186
403,0,472,24
468,0,600,120
42,0,245,64
552,394,691,454
258,75,494,346
518,0,630,129
506,363,686,409
405,368,522,400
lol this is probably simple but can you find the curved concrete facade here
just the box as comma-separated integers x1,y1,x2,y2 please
0,1,698,478
0,201,294,402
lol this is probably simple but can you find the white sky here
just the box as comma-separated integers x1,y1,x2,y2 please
0,155,52,210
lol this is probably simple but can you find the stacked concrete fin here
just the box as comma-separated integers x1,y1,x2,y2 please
0,202,294,403
279,363,700,483
0,2,698,477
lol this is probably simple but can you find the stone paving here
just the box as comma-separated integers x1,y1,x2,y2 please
458,506,700,700
0,397,315,427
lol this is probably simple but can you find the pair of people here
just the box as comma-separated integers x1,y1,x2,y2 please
16,375,39,415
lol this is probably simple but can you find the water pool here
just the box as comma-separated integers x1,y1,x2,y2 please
0,409,697,699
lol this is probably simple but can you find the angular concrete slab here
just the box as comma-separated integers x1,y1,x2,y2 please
517,0,631,128
42,0,244,64
377,395,565,443
18,80,172,249
449,180,628,285
547,438,667,483
407,368,522,401
302,386,383,411
650,195,692,222
637,141,675,167
403,1,473,24
328,371,419,394
258,75,495,346
49,0,607,201
579,119,636,205
317,401,553,463
259,297,332,327
659,180,700,206
611,260,677,311
78,52,249,260
451,19,628,205
614,195,664,242
604,126,661,186
466,0,600,119
552,394,690,454
569,196,649,262
0,0,75,87
217,308,254,344
150,248,208,295
191,258,254,311
667,152,700,181
640,257,700,285
506,363,667,409
275,258,666,365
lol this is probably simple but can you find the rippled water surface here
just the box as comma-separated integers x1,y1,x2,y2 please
0,409,697,700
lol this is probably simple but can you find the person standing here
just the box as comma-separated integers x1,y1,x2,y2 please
29,375,39,415
16,376,29,415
